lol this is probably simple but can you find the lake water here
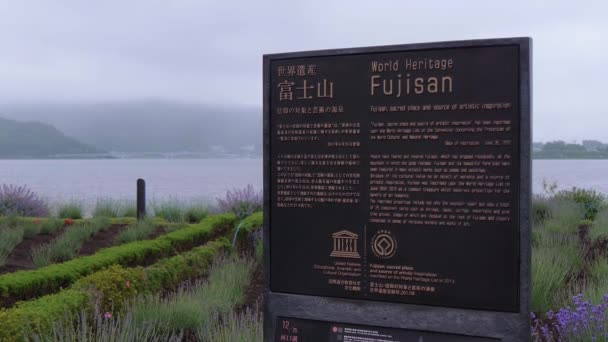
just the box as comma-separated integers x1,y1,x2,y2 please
0,159,263,209
0,159,607,208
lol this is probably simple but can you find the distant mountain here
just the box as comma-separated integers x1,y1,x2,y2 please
0,117,101,158
0,100,262,156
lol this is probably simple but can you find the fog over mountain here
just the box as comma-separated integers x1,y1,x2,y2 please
0,101,262,155
0,117,100,158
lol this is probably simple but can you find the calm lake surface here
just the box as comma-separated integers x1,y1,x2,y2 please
0,159,606,208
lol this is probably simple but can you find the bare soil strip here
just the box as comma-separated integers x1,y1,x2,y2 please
78,224,129,256
0,228,65,275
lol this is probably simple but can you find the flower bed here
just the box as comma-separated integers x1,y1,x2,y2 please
0,214,236,306
0,238,230,341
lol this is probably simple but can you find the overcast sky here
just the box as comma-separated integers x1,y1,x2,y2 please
0,1,606,142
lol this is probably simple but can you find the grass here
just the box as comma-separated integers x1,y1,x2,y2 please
532,242,583,313
115,218,157,244
131,255,254,335
0,219,65,267
582,257,608,305
152,201,184,223
541,200,585,236
0,215,20,229
57,202,85,219
531,195,589,315
183,206,209,224
530,189,608,332
39,219,64,234
93,199,138,218
151,200,211,223
589,207,608,241
0,226,25,267
200,309,262,342
31,217,111,267
123,205,138,218
93,199,120,218
27,311,183,342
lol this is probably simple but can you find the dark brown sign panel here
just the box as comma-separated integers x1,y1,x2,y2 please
275,317,498,342
264,38,531,341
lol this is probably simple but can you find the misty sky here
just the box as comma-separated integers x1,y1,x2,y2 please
0,1,606,142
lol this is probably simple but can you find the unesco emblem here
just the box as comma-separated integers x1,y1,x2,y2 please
371,230,397,259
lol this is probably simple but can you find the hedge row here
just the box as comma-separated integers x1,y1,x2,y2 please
0,238,230,341
0,214,236,305
0,216,143,226
234,211,263,243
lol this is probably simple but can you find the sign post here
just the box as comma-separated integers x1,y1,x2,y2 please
263,38,531,341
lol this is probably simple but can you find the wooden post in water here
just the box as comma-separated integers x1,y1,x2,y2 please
137,178,146,220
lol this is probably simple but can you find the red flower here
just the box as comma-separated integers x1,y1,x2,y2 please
64,219,74,226
33,219,42,224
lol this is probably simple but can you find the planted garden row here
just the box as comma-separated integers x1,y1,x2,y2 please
0,214,237,306
31,217,113,267
0,219,65,267
237,211,263,238
0,238,231,341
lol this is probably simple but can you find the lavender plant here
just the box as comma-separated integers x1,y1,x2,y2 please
216,185,262,219
532,294,608,341
0,184,49,217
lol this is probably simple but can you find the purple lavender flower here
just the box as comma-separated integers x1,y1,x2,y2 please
533,294,608,341
0,184,49,217
216,184,262,219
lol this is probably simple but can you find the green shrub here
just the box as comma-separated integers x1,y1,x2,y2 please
554,187,606,220
589,208,608,241
239,211,263,235
0,289,89,341
0,239,229,341
146,239,228,291
57,202,84,219
233,211,263,244
231,211,263,261
0,214,236,304
541,200,585,236
532,196,552,227
74,265,146,314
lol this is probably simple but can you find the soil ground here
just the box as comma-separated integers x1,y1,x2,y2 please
78,224,129,256
241,263,264,315
0,224,167,275
0,228,65,275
